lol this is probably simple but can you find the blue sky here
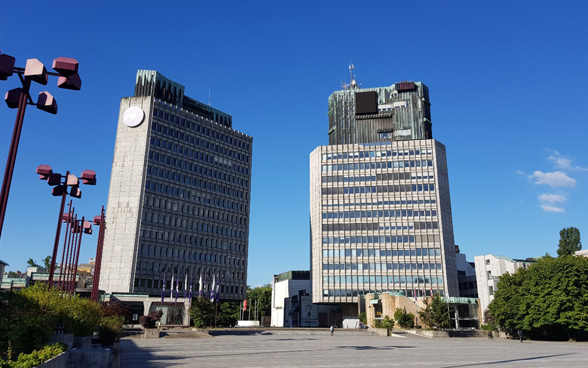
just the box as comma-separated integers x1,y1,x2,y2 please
1,1,587,287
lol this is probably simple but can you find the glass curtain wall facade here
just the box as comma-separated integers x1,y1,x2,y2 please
100,71,252,301
311,81,458,305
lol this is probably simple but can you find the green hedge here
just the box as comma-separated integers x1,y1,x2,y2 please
0,343,67,368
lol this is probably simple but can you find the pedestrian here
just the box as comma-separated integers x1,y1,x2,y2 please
517,330,523,343
330,325,334,336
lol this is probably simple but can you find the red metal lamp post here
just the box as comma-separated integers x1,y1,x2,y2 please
36,165,96,285
0,50,81,244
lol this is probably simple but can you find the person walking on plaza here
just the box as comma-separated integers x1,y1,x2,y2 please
330,325,334,336
518,330,523,342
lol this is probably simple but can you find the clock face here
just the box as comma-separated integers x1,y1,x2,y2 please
123,106,145,127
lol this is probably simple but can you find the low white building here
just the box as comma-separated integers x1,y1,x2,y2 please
271,271,312,327
474,255,535,315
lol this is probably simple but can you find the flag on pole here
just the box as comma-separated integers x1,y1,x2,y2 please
203,274,207,296
414,288,418,301
183,272,188,300
189,274,193,300
243,299,248,311
175,273,179,302
215,279,220,303
210,273,216,302
161,272,166,303
198,273,203,297
170,273,174,300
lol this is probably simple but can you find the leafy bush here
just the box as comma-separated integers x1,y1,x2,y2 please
99,316,124,346
381,315,395,330
62,297,103,337
394,308,415,329
139,311,163,329
0,287,57,357
0,343,66,368
358,312,367,325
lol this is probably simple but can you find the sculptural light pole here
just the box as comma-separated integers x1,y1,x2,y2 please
0,50,81,244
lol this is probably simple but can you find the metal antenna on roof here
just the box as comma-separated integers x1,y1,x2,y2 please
208,88,211,106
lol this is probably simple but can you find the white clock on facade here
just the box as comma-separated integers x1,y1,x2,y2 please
123,106,145,127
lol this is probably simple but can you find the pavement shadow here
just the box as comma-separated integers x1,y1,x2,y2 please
337,345,415,350
441,353,576,367
119,340,185,368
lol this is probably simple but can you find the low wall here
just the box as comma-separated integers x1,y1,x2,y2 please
237,320,260,327
38,351,69,368
68,348,112,368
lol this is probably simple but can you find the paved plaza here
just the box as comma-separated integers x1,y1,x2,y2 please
118,330,588,368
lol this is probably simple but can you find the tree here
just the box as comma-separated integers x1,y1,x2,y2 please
189,296,215,327
246,285,272,319
381,315,395,330
217,302,240,327
42,256,52,269
26,259,40,268
394,308,415,329
418,294,450,329
489,256,588,340
25,256,51,269
557,227,582,257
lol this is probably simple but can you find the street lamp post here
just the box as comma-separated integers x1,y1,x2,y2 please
91,207,105,302
0,50,81,244
36,165,96,285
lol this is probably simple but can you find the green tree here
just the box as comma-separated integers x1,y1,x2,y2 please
418,294,450,329
246,285,272,319
394,308,415,329
217,302,240,326
26,259,40,268
189,296,215,327
557,227,582,257
489,256,588,340
381,315,395,330
42,256,52,269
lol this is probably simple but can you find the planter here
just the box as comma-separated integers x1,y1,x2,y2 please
143,329,161,339
36,351,69,368
73,336,92,348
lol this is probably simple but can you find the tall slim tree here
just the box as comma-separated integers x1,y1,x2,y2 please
557,227,582,257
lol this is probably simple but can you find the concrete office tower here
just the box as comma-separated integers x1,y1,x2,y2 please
310,80,458,307
100,71,252,301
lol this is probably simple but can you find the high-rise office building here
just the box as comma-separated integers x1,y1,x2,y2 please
100,71,252,301
310,79,458,308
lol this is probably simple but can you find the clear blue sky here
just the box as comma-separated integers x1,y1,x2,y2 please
1,1,587,287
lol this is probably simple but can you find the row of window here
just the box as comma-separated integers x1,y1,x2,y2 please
135,261,245,280
153,108,250,151
321,148,432,161
322,172,434,183
322,199,437,208
321,247,442,257
322,262,443,271
143,197,247,228
322,221,438,232
135,277,244,295
146,165,247,200
322,183,435,196
151,123,250,164
322,209,437,220
138,244,246,266
141,212,248,240
323,277,443,298
149,144,249,178
322,160,434,173
147,162,248,189
144,179,248,214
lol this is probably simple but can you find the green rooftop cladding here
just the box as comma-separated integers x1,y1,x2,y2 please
134,70,232,128
327,81,432,145
276,271,310,282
